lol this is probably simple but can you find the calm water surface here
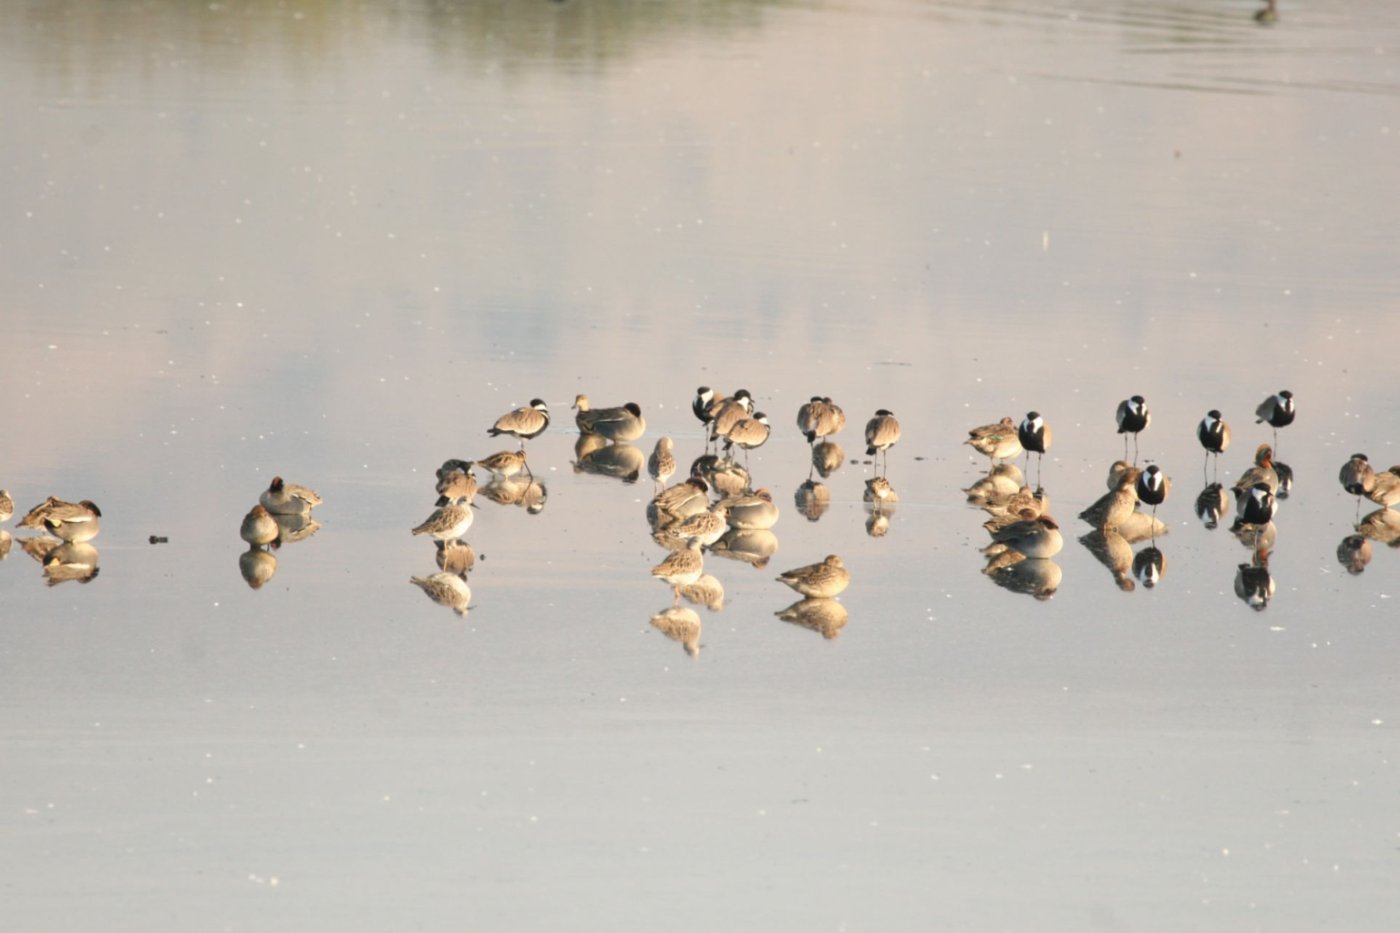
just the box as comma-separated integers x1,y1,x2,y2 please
3,0,1400,929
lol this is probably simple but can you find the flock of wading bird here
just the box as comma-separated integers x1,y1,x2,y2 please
4,385,1397,623
386,389,878,648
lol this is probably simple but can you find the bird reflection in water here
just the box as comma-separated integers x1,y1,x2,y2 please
409,571,472,617
964,463,1024,509
1234,554,1275,611
239,547,277,589
982,515,1062,573
0,529,11,561
649,606,702,656
811,440,844,480
986,558,1061,601
1132,546,1167,588
1079,530,1136,592
709,528,779,570
1356,507,1400,547
436,539,476,575
1336,535,1372,575
775,597,848,639
572,442,644,484
481,476,548,514
19,534,61,564
795,480,831,522
864,477,897,538
1272,459,1294,500
1195,483,1229,530
864,477,899,508
1231,519,1277,553
42,541,100,586
678,573,725,612
274,511,321,544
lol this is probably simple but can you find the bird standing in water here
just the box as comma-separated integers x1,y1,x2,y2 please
1116,395,1150,463
1197,410,1230,479
1018,412,1052,486
865,409,901,477
1136,464,1170,528
1339,453,1375,520
1255,390,1295,453
489,399,551,448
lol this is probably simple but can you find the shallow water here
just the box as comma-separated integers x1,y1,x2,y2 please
3,0,1400,929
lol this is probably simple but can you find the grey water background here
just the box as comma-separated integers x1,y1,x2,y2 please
3,0,1400,929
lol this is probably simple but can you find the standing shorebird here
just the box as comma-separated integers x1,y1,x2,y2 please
478,448,531,480
411,496,473,544
865,409,901,477
1233,482,1277,549
776,554,850,599
1197,410,1231,478
1235,482,1277,524
1017,412,1052,485
724,412,771,464
1116,395,1150,462
965,417,1023,464
648,437,677,491
0,488,12,524
651,538,705,606
1255,390,1295,452
1135,464,1170,524
1339,453,1375,519
796,397,845,446
709,390,754,445
693,387,720,443
489,399,550,448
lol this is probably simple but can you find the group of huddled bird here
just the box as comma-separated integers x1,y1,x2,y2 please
6,383,1398,617
0,491,103,586
237,477,323,588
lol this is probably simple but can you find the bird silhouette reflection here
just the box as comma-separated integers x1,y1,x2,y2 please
775,597,848,639
649,606,702,656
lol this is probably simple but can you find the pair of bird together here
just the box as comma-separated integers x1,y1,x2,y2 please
240,477,323,547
